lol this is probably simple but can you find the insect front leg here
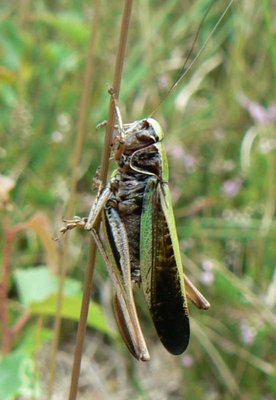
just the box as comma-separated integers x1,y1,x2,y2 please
96,89,127,161
108,88,126,161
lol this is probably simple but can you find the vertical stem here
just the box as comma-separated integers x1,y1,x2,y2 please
68,1,133,399
262,0,276,79
0,222,15,354
47,1,101,399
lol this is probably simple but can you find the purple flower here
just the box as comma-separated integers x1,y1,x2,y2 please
200,271,214,286
167,143,197,171
202,259,214,271
200,259,215,285
238,94,276,125
183,153,196,170
181,354,195,367
222,178,243,198
167,143,185,160
240,320,256,345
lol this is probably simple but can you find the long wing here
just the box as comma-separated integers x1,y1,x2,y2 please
140,177,190,355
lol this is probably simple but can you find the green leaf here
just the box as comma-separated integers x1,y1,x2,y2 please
268,372,276,396
38,12,89,43
30,294,114,336
18,326,53,355
14,266,81,306
14,267,114,336
0,351,39,400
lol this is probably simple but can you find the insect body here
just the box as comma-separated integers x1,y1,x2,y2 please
106,118,190,356
62,112,209,361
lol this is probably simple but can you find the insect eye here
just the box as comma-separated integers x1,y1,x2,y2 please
141,119,150,129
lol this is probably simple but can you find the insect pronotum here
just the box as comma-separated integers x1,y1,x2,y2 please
62,1,234,361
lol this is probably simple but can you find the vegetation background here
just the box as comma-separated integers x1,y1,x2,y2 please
0,0,275,399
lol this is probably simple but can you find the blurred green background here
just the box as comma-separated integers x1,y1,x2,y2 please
1,0,275,399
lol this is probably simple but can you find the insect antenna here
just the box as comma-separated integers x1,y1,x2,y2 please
149,0,234,117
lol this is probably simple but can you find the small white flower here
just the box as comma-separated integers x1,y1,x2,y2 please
202,259,214,271
51,131,64,143
200,271,214,286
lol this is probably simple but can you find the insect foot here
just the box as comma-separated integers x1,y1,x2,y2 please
60,216,88,234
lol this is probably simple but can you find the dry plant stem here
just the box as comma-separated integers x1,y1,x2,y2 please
1,222,15,354
68,1,133,399
10,310,31,337
0,219,31,354
46,2,101,400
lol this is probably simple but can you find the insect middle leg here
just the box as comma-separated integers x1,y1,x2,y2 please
60,185,111,234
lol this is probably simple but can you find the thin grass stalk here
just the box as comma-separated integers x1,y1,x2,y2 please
68,1,133,399
192,319,240,396
1,221,15,354
204,324,275,375
46,2,101,399
262,0,276,78
261,154,275,233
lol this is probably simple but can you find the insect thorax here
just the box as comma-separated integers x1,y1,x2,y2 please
108,137,163,283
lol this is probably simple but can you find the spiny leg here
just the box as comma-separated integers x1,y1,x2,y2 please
108,87,126,161
108,87,124,134
96,88,126,161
